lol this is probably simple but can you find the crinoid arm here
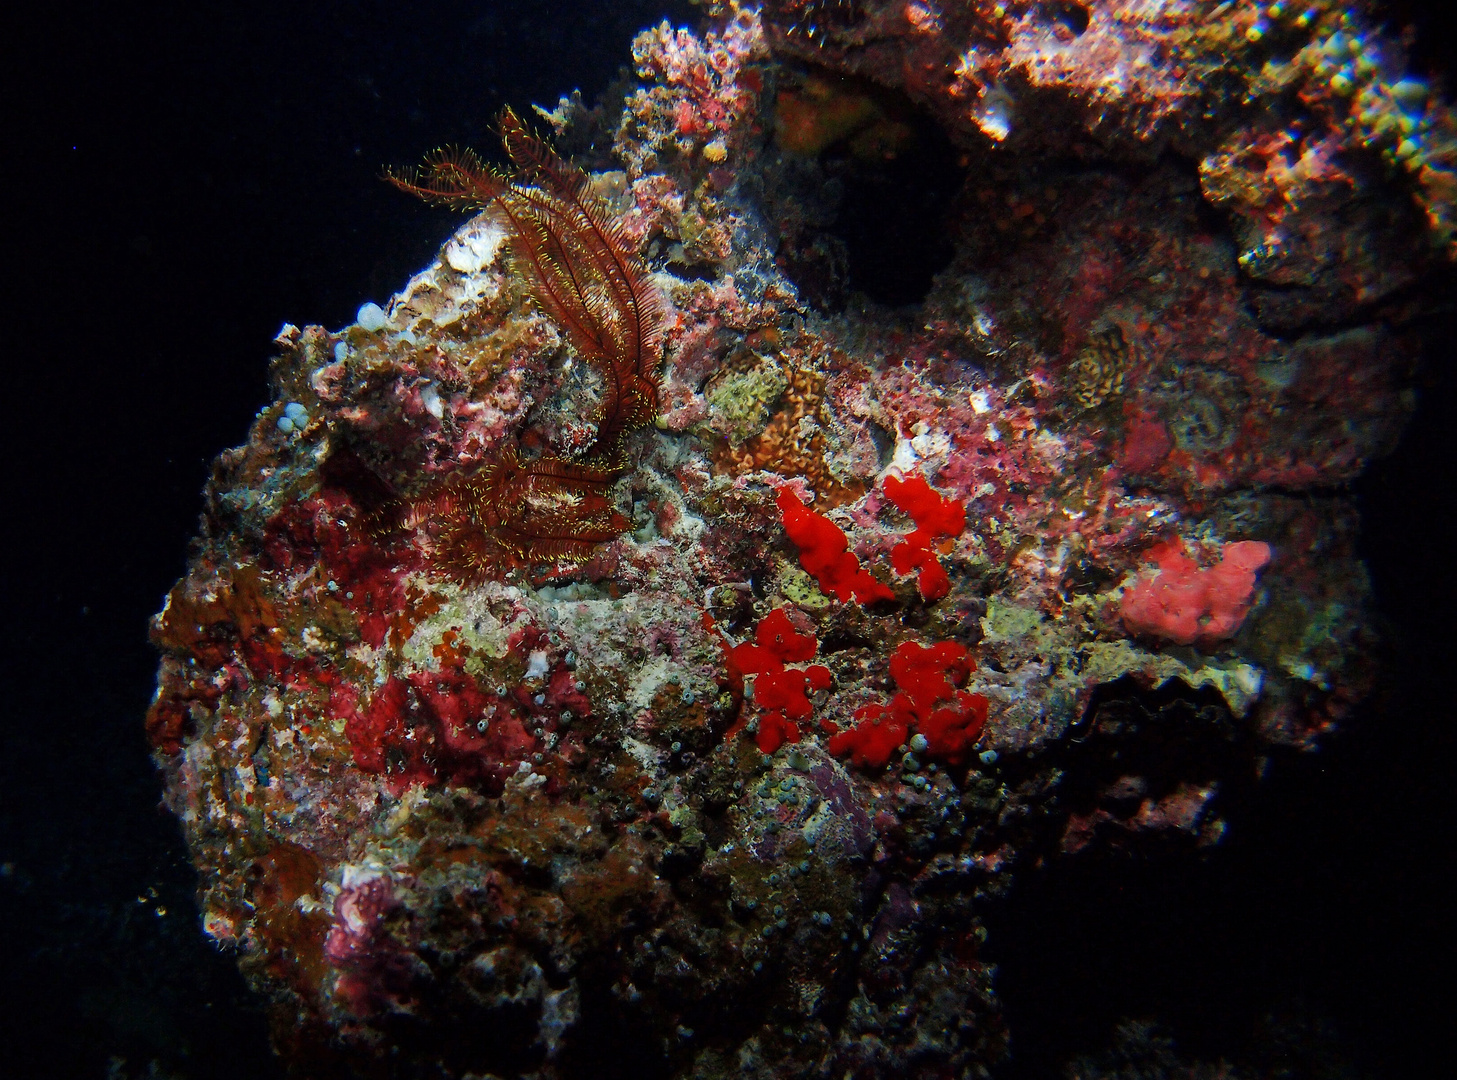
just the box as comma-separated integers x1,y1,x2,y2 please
493,504,631,566
383,146,505,211
517,454,619,499
434,497,629,582
491,108,666,406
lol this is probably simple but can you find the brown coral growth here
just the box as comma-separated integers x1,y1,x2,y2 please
1067,323,1144,411
711,348,864,508
383,108,665,578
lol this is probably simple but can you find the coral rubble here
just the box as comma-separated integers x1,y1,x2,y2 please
148,3,1448,1076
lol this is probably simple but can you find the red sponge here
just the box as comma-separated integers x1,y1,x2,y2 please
883,474,965,601
721,606,836,755
827,701,911,770
756,712,801,754
888,640,973,711
777,487,894,604
884,474,965,546
828,638,989,769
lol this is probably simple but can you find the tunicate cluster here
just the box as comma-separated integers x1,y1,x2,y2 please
276,401,309,435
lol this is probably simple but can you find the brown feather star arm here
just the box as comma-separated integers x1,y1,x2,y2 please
496,109,667,372
388,108,664,452
382,108,667,579
434,487,630,581
382,145,507,210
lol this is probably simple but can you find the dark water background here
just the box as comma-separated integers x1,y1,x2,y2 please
1,2,1452,1076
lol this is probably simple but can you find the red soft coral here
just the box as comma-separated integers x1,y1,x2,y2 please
884,474,965,547
916,692,989,764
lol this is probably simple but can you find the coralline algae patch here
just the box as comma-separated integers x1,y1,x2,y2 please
146,4,1431,1078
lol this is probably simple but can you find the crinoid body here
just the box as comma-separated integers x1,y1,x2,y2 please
382,109,665,579
408,447,629,583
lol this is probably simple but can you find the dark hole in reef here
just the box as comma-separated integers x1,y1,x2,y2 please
1040,0,1091,36
984,849,1280,1079
826,108,964,308
554,972,675,1080
664,254,719,282
868,417,896,466
770,71,965,310
375,996,545,1078
981,674,1361,1078
981,705,1405,1079
900,602,934,629
817,630,873,654
318,440,396,513
1051,675,1245,812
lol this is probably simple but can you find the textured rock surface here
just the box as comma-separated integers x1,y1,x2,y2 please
147,4,1449,1076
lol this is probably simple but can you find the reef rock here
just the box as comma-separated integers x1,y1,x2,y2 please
148,4,1447,1076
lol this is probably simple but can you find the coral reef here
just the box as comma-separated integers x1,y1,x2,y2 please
147,3,1445,1076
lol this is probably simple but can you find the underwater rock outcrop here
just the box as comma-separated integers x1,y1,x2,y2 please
148,4,1448,1076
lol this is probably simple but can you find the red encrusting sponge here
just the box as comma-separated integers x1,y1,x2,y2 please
719,607,834,754
883,473,966,601
777,487,895,604
828,639,988,769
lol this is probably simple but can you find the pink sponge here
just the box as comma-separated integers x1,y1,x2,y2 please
1120,539,1272,647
